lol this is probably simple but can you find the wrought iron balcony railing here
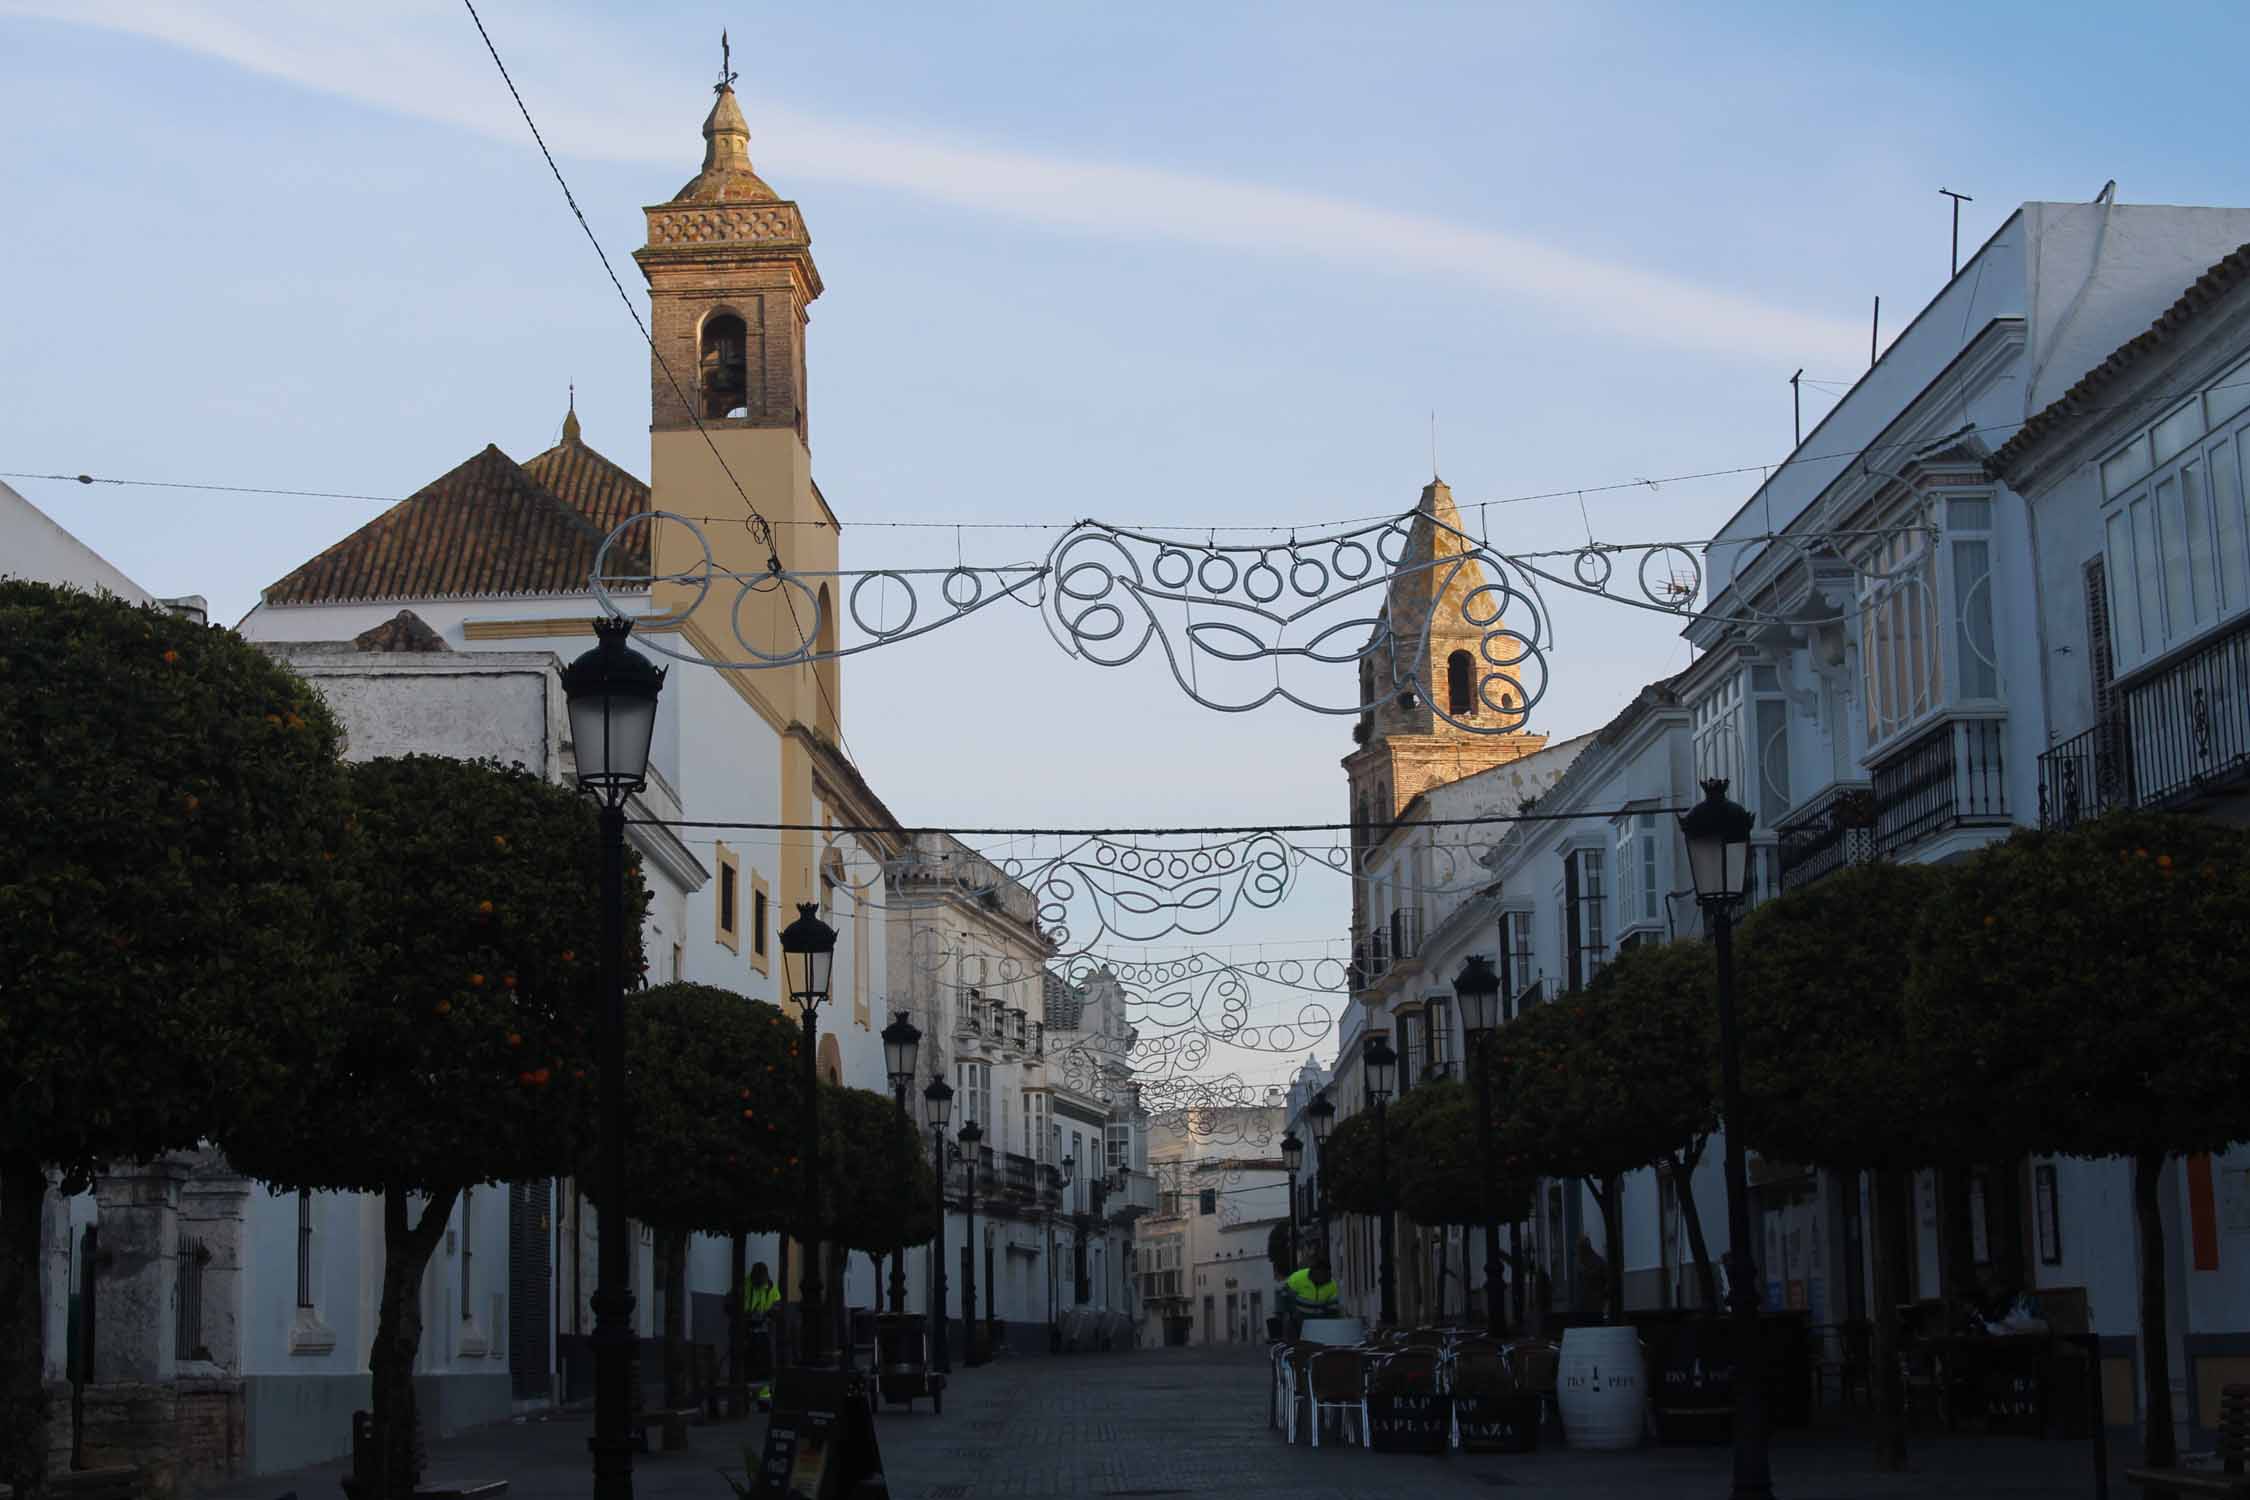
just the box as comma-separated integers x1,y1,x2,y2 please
2124,613,2250,811
1869,715,2008,855
1773,781,1876,892
1000,1152,1037,1199
2036,722,2132,831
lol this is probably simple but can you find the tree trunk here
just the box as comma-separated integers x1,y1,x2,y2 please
659,1229,687,1410
371,1185,458,1500
1669,1150,1721,1314
2134,1150,2178,1470
1990,1159,2027,1302
1939,1167,1978,1318
1509,1221,1525,1333
0,1156,51,1500
1870,1167,1910,1472
776,1235,791,1367
1596,1174,1625,1322
728,1233,747,1385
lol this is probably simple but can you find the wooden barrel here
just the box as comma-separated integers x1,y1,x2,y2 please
1558,1326,1646,1449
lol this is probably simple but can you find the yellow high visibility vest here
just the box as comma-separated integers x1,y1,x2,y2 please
744,1282,779,1316
1284,1268,1340,1306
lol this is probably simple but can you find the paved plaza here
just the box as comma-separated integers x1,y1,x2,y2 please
195,1344,2139,1500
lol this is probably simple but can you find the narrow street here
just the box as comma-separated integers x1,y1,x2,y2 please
196,1345,2132,1500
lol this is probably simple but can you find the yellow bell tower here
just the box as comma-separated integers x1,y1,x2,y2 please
635,51,842,926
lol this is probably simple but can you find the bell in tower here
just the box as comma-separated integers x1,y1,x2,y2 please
700,313,749,419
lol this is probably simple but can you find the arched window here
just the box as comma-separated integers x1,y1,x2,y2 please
1447,649,1476,715
700,313,748,419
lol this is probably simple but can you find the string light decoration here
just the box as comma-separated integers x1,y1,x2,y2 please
591,507,1943,736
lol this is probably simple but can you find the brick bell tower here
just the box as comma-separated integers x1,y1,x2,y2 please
634,44,841,928
1343,478,1546,942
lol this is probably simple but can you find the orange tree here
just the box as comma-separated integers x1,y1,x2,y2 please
1908,811,2250,1472
814,1082,940,1347
1488,940,1719,1322
1735,859,1954,1470
0,582,347,1499
1317,1108,1388,1217
219,755,639,1500
1390,1077,1533,1322
580,983,800,1406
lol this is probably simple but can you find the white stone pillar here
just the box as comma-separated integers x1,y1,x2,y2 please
178,1153,250,1375
93,1158,190,1383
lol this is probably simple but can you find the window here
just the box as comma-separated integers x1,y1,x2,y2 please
1500,910,1535,1014
1613,812,1660,929
956,1061,990,1129
715,845,740,952
1106,1122,1130,1173
1692,674,1742,786
295,1190,314,1310
1948,498,2000,701
2034,1163,2063,1265
1447,649,1476,716
1072,1131,1087,1211
1564,847,1606,990
752,887,769,959
700,311,750,419
1199,1188,1217,1216
2104,403,2250,674
1860,523,1941,744
460,1189,474,1321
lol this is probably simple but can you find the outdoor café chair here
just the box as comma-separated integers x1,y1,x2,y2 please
1306,1348,1372,1448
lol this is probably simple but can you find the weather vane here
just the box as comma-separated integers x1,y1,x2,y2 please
717,29,737,92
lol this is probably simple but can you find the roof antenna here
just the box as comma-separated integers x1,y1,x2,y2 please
1939,188,1974,276
1789,368,1804,447
717,29,737,92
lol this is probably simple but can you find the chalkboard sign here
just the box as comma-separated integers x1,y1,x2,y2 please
1454,1391,1539,1453
750,1369,888,1499
1367,1391,1452,1454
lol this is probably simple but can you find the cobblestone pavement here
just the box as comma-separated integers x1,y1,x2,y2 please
201,1344,2133,1499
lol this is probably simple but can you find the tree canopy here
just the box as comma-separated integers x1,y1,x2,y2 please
1735,860,1957,1171
0,583,349,1498
220,754,639,1194
1487,941,1717,1184
1387,1076,1531,1228
0,581,349,1188
1907,811,2250,1164
815,1082,939,1256
580,982,804,1238
1317,1109,1388,1216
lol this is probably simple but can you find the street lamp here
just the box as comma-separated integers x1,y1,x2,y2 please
881,1012,921,1315
1453,955,1506,1340
560,615,665,1500
957,1120,985,1366
1364,1033,1398,1328
780,902,838,1366
1307,1091,1335,1258
1679,777,1769,1500
1279,1131,1304,1271
923,1076,954,1373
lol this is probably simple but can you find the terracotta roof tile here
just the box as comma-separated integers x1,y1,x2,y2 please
1991,241,2250,475
262,440,650,606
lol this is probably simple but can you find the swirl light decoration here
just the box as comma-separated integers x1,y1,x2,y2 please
590,507,1941,733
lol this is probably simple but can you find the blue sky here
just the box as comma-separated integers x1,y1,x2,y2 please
7,1,2248,1089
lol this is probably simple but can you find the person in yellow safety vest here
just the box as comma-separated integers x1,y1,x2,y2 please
1278,1251,1340,1336
741,1263,779,1405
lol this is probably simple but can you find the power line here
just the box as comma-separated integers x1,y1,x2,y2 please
631,806,1675,837
19,363,2246,537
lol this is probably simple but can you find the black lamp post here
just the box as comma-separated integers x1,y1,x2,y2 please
923,1077,953,1373
779,902,838,1366
1453,955,1506,1340
1364,1033,1398,1328
1279,1131,1304,1270
1307,1091,1335,1257
1679,778,1769,1500
881,1012,921,1315
560,615,665,1500
957,1120,985,1366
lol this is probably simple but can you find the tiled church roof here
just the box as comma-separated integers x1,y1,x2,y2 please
261,433,651,607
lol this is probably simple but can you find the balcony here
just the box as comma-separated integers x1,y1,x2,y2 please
1869,715,2008,855
1038,1162,1063,1207
1110,1168,1159,1220
2123,614,2250,812
2036,722,2132,831
2039,615,2250,829
1774,782,1876,891
1000,1152,1038,1200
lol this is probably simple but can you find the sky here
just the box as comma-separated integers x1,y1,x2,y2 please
8,0,2250,1097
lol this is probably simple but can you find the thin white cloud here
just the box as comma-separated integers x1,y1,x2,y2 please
9,0,1867,364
